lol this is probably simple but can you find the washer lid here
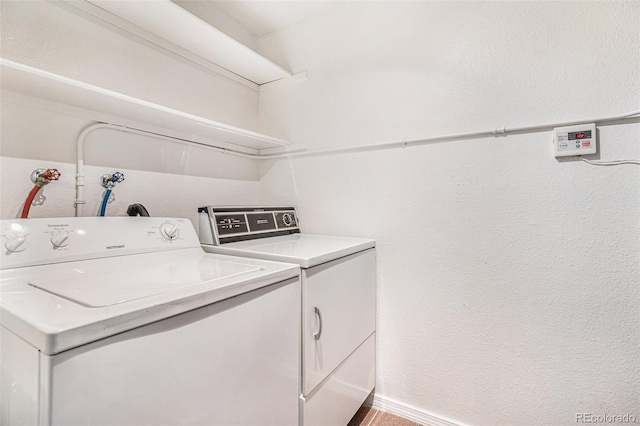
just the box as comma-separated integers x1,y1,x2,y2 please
28,256,262,307
206,234,376,268
0,248,299,355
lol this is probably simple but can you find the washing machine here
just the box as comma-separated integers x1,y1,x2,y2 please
198,206,376,426
0,217,300,426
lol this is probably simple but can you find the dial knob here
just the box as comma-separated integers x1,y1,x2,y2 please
282,213,293,227
5,235,27,252
51,231,70,248
160,222,179,240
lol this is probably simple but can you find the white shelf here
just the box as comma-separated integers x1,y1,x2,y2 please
0,59,292,153
81,0,292,86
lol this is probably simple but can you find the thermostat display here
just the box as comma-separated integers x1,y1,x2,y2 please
553,123,597,158
568,130,591,140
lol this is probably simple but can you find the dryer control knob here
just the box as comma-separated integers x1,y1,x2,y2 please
282,213,293,227
51,231,70,248
160,222,179,241
5,236,27,252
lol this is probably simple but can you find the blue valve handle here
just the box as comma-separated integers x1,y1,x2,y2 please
112,171,125,183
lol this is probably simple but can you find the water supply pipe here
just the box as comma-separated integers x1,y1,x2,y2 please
21,168,61,219
75,109,639,215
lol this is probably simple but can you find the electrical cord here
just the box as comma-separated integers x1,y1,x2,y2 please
580,158,640,166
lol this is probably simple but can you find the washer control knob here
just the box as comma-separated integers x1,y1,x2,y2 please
282,213,293,227
51,231,70,248
160,222,179,240
5,236,27,252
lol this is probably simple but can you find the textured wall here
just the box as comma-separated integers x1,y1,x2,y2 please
258,2,640,425
0,156,259,233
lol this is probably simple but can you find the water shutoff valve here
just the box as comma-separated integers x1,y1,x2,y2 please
101,171,125,188
31,168,61,187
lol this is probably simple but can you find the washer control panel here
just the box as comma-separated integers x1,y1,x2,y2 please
553,123,597,157
1,217,199,269
198,206,300,245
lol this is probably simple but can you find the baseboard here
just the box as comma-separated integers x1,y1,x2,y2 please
370,394,469,426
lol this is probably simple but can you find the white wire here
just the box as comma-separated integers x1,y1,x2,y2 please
580,157,640,166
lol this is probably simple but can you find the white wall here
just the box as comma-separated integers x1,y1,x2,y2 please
0,1,261,227
0,156,259,227
258,2,640,425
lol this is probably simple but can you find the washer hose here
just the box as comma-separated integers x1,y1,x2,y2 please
21,168,61,219
98,172,125,217
21,185,43,219
99,188,112,217
127,203,150,217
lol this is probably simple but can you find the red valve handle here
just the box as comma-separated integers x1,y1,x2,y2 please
44,169,61,181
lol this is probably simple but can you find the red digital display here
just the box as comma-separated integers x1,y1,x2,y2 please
568,130,591,140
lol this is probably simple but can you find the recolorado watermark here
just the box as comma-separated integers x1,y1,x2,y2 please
576,413,637,423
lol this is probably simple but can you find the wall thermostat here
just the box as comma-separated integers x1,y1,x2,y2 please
553,123,597,157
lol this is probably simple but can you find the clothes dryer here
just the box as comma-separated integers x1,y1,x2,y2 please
199,206,376,426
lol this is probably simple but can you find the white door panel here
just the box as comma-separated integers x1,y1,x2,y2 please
303,249,376,395
303,335,375,426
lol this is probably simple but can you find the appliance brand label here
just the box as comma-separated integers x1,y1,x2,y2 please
106,245,125,250
246,213,276,232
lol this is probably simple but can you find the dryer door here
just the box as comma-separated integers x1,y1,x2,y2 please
302,248,376,395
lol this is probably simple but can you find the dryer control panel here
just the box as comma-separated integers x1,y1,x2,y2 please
198,206,300,245
0,217,199,269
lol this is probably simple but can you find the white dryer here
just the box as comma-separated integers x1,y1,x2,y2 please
199,206,376,426
0,217,300,426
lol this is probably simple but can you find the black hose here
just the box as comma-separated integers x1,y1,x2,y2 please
127,203,150,217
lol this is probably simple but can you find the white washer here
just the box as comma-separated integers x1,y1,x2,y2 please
199,206,376,426
0,217,300,426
